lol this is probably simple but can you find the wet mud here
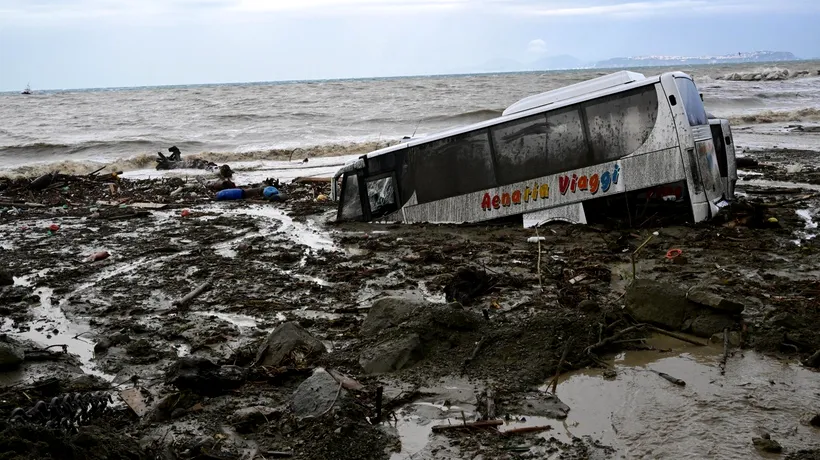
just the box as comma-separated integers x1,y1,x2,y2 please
2,142,820,459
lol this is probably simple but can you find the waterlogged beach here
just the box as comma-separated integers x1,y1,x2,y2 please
2,62,820,459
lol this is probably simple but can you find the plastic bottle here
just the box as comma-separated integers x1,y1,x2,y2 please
216,189,245,201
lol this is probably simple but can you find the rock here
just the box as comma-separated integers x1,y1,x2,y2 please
254,322,326,367
752,435,782,453
359,333,423,375
231,406,281,433
625,280,693,330
166,356,248,395
686,289,744,314
361,297,424,336
810,414,820,428
0,342,25,368
291,368,348,418
768,312,801,330
578,300,600,314
710,331,742,347
0,270,13,286
427,303,482,331
603,369,617,380
94,333,131,354
507,392,570,420
688,314,736,338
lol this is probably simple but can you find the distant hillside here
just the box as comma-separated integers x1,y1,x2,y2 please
595,51,799,68
531,55,586,70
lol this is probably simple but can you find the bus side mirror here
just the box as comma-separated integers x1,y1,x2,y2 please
700,93,704,101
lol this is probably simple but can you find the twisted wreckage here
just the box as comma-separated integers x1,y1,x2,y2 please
332,70,738,227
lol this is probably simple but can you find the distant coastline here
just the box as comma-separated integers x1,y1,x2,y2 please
2,54,817,94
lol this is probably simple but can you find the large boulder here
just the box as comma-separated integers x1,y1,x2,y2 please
254,322,326,367
166,356,247,396
359,333,423,375
291,368,349,419
626,280,693,330
0,342,24,368
686,288,744,314
360,297,424,336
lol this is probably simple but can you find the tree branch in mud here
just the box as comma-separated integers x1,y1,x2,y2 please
173,278,213,309
645,325,706,347
652,370,686,386
720,328,730,375
502,425,552,436
548,338,573,393
585,325,645,355
461,336,489,372
431,420,503,433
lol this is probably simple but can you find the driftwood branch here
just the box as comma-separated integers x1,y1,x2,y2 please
549,338,572,393
462,337,488,370
653,370,686,386
585,325,645,354
431,420,503,433
173,279,213,308
502,425,552,436
720,328,729,375
646,325,706,347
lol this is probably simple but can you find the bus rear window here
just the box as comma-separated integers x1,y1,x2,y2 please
675,78,708,126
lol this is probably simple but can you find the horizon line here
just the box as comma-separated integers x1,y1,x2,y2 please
2,57,814,93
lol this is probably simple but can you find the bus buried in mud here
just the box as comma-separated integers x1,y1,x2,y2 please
332,71,734,227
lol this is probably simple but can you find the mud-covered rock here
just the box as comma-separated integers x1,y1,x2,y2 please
710,331,742,347
291,368,348,418
506,392,570,419
769,312,801,329
359,333,423,374
810,414,820,428
254,322,326,367
361,297,424,336
93,333,131,354
0,341,25,368
626,280,692,330
689,314,736,338
231,406,282,433
753,434,782,453
165,356,247,395
686,288,744,314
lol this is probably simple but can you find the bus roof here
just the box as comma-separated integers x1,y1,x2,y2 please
362,71,686,161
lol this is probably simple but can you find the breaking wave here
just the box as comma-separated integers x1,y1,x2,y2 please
717,67,820,81
730,107,820,124
0,140,400,179
0,139,194,158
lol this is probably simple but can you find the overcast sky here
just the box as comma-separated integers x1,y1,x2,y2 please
1,0,818,90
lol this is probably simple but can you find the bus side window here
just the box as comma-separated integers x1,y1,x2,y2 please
583,85,658,163
546,108,589,174
490,114,549,184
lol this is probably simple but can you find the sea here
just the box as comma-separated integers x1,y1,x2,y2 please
2,61,819,184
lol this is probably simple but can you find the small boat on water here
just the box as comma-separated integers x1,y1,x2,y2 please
21,84,31,95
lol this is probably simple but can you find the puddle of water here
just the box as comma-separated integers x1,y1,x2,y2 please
0,287,112,381
390,377,483,460
193,311,260,329
391,336,820,459
550,345,820,459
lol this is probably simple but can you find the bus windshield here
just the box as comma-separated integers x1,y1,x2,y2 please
675,78,708,126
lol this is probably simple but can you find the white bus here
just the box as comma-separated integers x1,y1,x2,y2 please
332,70,733,227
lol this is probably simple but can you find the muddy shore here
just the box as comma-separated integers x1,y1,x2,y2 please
2,145,820,459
